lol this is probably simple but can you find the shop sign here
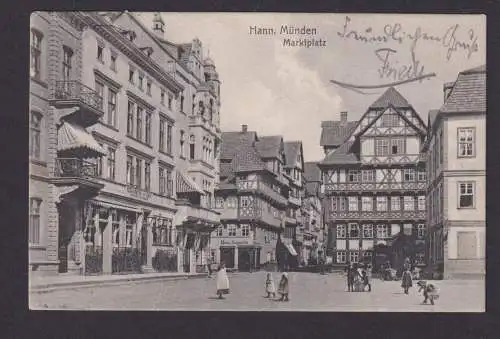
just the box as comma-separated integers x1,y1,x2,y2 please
221,239,250,245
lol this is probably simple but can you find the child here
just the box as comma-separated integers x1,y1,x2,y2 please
216,263,230,299
277,272,290,301
417,280,439,305
401,268,413,295
265,272,276,298
362,269,371,292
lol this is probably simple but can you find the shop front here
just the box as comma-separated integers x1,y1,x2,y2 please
218,238,261,271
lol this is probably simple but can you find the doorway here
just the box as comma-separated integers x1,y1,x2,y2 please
220,247,235,268
238,248,251,271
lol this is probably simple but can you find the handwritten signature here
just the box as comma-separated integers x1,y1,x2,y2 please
337,16,479,61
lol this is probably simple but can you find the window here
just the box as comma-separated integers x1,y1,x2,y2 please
226,197,237,208
361,170,374,182
180,130,186,158
403,223,412,235
107,88,117,127
375,139,389,156
458,128,475,157
361,197,373,211
160,90,165,105
336,251,347,264
62,46,73,80
418,196,425,211
228,225,236,237
138,73,144,90
215,226,223,237
349,251,359,263
146,80,152,96
376,224,389,238
129,66,135,84
459,182,474,208
189,135,195,160
135,158,142,188
215,197,224,209
127,101,134,136
348,223,359,238
336,224,346,238
144,161,151,192
362,224,373,238
168,94,173,110
159,119,165,152
391,138,404,155
376,196,387,211
29,198,41,244
110,52,117,71
30,111,41,159
418,170,426,181
107,147,116,180
145,112,152,145
348,196,358,211
417,224,425,238
403,168,416,182
180,95,185,112
159,167,173,197
391,197,400,211
403,196,414,211
241,196,250,208
439,129,444,164
96,143,103,177
95,81,104,110
30,29,42,79
382,114,400,127
125,214,135,247
126,155,134,185
153,218,174,246
167,123,173,154
241,224,250,237
347,170,360,182
112,210,119,247
136,106,143,141
97,43,104,63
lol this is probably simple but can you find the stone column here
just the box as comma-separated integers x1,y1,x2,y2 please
102,210,113,274
177,246,183,273
142,221,154,273
234,246,239,270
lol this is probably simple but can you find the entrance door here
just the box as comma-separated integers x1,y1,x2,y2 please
58,203,72,273
457,232,477,259
183,248,191,273
238,248,251,272
220,247,235,268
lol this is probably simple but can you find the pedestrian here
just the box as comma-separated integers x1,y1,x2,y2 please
277,272,290,301
401,267,413,295
206,257,213,278
363,264,372,292
417,280,439,305
216,262,230,299
265,272,276,298
345,263,354,292
354,264,364,292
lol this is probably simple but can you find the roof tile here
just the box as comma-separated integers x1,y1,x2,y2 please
320,121,357,147
440,65,486,113
369,87,411,109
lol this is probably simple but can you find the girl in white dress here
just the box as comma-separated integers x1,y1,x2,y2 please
265,272,276,298
216,263,230,299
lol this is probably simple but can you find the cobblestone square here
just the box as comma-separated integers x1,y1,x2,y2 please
30,272,484,312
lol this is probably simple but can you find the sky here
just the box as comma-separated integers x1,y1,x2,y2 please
136,13,485,162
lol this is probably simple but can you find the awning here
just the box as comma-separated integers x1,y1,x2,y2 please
58,122,106,157
176,171,205,194
285,243,298,256
88,199,142,213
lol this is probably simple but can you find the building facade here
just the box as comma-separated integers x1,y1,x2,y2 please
319,88,427,271
423,65,486,279
29,11,221,277
212,125,299,271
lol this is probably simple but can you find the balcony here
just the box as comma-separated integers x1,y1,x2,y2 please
329,210,426,221
361,154,421,165
52,157,104,194
324,181,426,193
126,185,152,201
51,80,104,127
288,195,302,206
175,200,220,231
188,114,220,137
237,180,288,206
255,209,282,229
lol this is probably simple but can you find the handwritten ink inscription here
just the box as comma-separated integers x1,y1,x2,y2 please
337,16,480,82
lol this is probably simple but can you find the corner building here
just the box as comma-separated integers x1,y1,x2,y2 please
29,11,221,277
319,88,427,271
423,65,486,279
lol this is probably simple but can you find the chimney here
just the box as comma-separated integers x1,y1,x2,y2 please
443,82,454,103
242,124,248,132
340,111,348,123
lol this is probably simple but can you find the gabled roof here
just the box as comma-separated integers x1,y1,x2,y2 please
303,162,321,182
320,141,359,165
320,120,358,147
284,141,302,168
231,143,266,172
440,64,486,113
255,136,283,159
369,87,411,109
220,131,258,160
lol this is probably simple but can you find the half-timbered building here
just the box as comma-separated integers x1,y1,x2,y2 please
319,87,427,271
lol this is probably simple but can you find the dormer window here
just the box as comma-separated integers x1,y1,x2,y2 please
122,30,136,42
140,47,153,58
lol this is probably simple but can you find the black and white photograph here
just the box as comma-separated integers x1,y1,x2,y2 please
28,12,485,311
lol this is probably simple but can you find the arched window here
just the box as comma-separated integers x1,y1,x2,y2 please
189,135,195,160
209,99,214,122
198,100,205,115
